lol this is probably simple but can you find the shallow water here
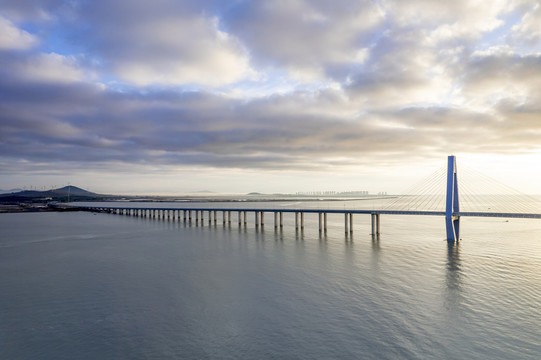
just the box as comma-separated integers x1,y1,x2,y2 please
1,205,540,359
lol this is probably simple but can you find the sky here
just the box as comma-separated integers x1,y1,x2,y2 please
1,0,541,195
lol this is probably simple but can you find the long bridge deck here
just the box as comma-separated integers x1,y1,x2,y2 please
76,204,541,236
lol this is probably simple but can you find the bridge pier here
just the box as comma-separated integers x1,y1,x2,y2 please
344,213,354,233
371,213,380,235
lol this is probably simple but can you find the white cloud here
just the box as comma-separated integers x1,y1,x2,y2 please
224,0,384,82
96,14,253,87
511,3,541,49
0,16,37,49
16,53,86,83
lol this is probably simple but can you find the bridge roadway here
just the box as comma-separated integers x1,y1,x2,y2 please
78,205,541,235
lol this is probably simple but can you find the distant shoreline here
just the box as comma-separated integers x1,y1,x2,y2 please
0,204,82,214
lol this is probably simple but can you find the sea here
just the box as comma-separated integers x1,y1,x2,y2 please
1,198,540,359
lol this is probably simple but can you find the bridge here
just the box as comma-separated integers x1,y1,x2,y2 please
78,156,541,242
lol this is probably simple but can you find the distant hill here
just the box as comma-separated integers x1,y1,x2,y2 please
0,188,23,194
52,186,96,196
0,185,108,203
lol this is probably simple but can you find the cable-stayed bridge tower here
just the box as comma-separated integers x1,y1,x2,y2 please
446,155,460,242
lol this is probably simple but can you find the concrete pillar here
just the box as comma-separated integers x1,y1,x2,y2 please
239,211,242,226
274,212,278,229
349,213,353,233
318,213,322,232
228,211,231,225
372,213,380,235
261,212,264,227
255,212,259,227
280,212,283,228
214,210,217,225
345,213,349,233
295,212,299,230
223,211,226,225
244,211,247,226
301,213,304,229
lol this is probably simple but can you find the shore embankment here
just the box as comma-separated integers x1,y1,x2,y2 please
0,203,83,213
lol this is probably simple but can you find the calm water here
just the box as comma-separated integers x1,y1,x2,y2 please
1,201,540,359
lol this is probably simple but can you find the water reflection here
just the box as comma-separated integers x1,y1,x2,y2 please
370,234,381,273
371,234,380,251
445,241,464,309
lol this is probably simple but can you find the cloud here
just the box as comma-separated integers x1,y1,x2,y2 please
2,0,541,192
222,0,384,82
72,0,253,87
459,52,541,110
14,52,87,83
0,16,37,49
383,0,508,33
510,2,541,48
105,16,252,87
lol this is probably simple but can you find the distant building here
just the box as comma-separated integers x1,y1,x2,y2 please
295,190,370,196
